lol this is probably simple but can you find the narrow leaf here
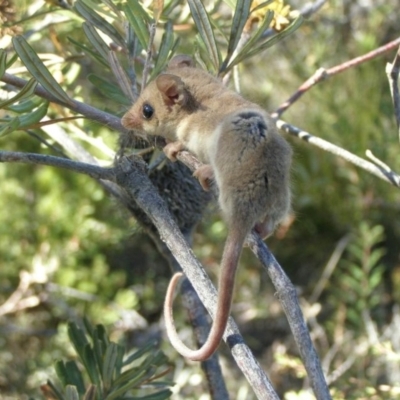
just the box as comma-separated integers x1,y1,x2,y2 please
65,361,86,394
0,49,6,78
6,97,42,113
108,51,136,102
88,74,131,106
123,341,157,366
221,0,252,71
102,342,120,390
187,0,220,70
83,343,102,388
83,22,110,62
12,36,72,105
0,78,37,109
0,117,20,137
151,20,174,78
67,322,89,359
18,101,48,127
123,0,150,50
74,0,125,47
228,10,274,68
65,385,79,400
68,37,109,67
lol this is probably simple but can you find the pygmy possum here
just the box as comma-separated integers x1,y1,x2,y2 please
122,55,292,361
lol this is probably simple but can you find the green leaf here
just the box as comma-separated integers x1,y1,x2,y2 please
18,101,48,126
68,37,109,68
65,361,86,394
83,22,111,63
65,385,79,400
74,0,125,47
83,343,102,388
187,0,220,71
12,36,72,105
106,369,150,400
151,20,174,79
0,49,6,78
88,74,131,105
221,0,252,72
0,78,37,109
67,322,90,360
0,117,20,137
6,97,42,113
122,0,151,50
228,10,274,68
102,342,120,390
123,341,157,366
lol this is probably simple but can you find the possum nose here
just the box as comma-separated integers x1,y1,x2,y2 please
121,111,142,129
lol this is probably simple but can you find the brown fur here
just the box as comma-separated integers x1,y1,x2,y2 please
122,55,292,361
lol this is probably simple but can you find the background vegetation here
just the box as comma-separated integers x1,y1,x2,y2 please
1,0,400,399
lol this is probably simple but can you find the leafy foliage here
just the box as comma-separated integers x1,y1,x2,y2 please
0,0,400,399
40,320,171,400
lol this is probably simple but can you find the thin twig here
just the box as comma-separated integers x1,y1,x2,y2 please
273,37,400,118
385,45,400,141
300,0,329,19
277,119,400,188
0,150,115,181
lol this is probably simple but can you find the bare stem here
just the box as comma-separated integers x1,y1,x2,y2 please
385,45,400,141
277,119,400,188
273,37,400,118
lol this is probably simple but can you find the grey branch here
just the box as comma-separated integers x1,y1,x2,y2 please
277,119,400,188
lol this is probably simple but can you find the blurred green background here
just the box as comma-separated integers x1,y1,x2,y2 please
1,0,400,399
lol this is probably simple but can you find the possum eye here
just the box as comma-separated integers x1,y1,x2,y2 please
142,103,154,119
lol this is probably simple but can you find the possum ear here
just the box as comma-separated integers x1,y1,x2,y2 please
156,74,187,106
168,55,195,69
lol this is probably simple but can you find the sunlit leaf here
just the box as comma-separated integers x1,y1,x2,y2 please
12,36,72,105
153,0,164,22
83,22,110,63
187,0,220,70
122,0,151,50
227,9,274,68
74,0,125,47
108,51,136,102
221,0,252,72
